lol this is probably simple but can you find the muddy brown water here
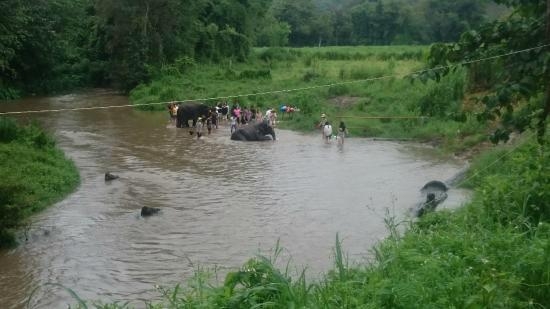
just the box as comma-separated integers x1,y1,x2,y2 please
0,90,470,308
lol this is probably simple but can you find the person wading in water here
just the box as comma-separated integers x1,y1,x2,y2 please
323,121,333,143
337,121,348,146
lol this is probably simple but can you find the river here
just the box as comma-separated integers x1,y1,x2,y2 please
0,90,469,308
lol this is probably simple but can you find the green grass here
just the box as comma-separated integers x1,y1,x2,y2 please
0,117,80,247
130,45,487,154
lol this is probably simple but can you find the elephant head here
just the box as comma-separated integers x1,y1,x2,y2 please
258,121,276,140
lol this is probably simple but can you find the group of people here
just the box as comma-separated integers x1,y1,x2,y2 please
168,101,281,139
167,102,348,145
318,113,348,146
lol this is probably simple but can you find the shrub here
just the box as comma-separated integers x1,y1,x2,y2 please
478,142,550,226
328,85,350,97
302,70,320,82
417,71,465,118
0,86,21,100
349,65,390,79
0,117,19,142
258,47,300,62
238,69,271,80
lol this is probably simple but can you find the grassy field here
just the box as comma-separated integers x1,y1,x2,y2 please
0,117,80,247
130,46,486,153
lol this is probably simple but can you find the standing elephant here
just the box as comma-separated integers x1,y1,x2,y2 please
176,102,211,128
231,121,276,141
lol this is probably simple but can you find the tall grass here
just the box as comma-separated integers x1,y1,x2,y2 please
0,117,80,247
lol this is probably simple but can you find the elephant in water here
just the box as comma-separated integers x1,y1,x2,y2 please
176,102,210,128
231,121,276,141
414,180,448,217
141,206,161,217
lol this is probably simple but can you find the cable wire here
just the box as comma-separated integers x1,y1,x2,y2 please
1,43,549,116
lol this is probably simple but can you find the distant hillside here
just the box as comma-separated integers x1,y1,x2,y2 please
313,0,509,20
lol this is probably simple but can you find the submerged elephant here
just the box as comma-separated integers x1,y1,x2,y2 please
231,121,276,141
105,172,119,181
176,102,210,128
414,180,448,217
141,206,161,217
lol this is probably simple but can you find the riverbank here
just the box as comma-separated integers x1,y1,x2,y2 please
79,132,547,308
0,117,80,248
130,46,486,155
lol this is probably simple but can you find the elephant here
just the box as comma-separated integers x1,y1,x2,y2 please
231,121,276,141
176,102,211,128
421,180,448,192
141,206,161,217
414,180,448,217
105,172,119,181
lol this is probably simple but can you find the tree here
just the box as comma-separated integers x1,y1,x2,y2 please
256,14,291,47
0,0,90,96
271,0,320,46
421,0,550,143
421,0,487,43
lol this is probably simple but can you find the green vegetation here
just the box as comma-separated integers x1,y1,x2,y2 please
1,0,505,98
424,0,550,143
0,117,80,247
131,45,487,153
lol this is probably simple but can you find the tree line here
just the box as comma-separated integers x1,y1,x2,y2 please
0,0,506,98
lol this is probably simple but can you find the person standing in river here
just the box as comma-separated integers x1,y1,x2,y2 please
230,115,237,134
337,121,348,146
323,121,333,143
318,113,328,140
195,117,204,139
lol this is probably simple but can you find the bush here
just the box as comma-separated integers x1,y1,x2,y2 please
258,47,301,62
0,86,21,100
328,85,350,97
0,117,19,142
302,70,320,82
238,69,271,80
417,71,465,118
478,142,550,226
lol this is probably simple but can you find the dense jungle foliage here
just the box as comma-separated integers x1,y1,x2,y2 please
1,0,504,98
0,117,80,247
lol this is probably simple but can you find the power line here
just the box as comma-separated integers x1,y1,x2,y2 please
1,43,549,116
